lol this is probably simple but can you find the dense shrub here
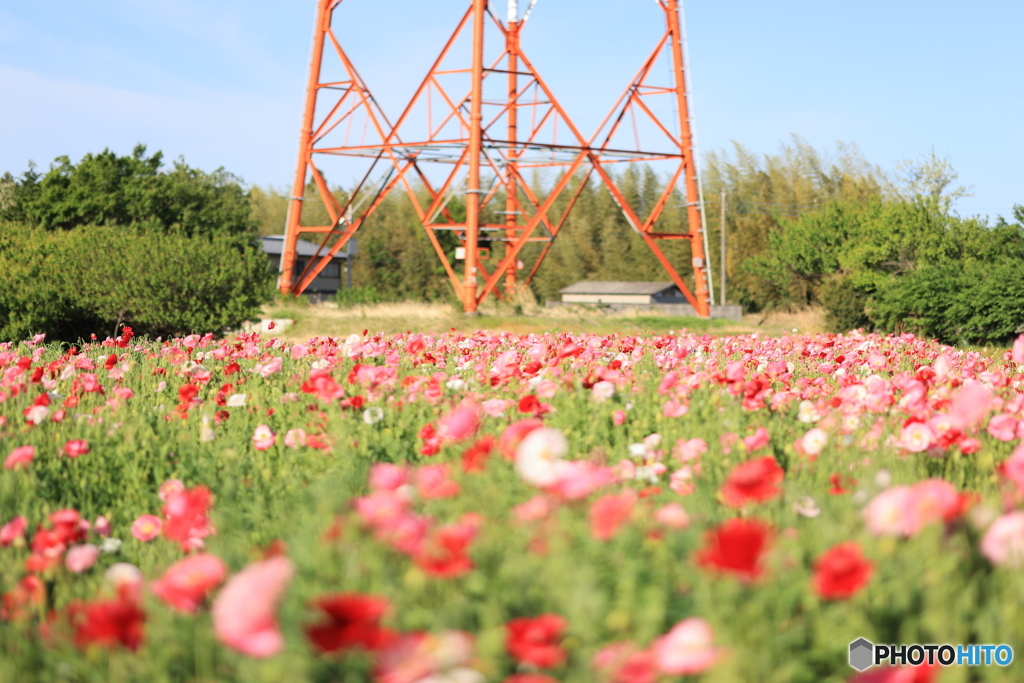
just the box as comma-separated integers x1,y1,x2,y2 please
818,274,870,333
334,285,386,307
870,258,1024,344
0,223,272,341
748,199,1024,344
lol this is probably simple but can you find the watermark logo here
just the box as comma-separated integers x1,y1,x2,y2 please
849,638,873,671
849,638,1013,671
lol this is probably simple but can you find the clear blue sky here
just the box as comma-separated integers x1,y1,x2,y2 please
1,1,1020,220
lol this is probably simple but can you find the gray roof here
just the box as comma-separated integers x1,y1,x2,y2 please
558,281,678,295
261,235,345,259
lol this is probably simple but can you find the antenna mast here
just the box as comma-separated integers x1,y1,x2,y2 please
280,0,713,317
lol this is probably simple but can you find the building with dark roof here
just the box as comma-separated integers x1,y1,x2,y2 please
261,235,356,295
551,281,742,321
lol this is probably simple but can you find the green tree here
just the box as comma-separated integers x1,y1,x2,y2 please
702,137,886,310
4,145,255,240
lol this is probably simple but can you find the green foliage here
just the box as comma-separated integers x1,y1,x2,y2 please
702,137,887,311
818,274,871,333
0,221,99,341
2,145,256,240
0,223,272,340
749,196,1024,344
869,255,1024,345
0,147,273,341
333,286,386,307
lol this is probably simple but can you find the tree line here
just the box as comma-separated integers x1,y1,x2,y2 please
3,138,1022,344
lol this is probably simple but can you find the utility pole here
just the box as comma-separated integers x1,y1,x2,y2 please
720,188,726,307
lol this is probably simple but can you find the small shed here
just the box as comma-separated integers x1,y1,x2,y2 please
558,281,687,305
261,235,356,295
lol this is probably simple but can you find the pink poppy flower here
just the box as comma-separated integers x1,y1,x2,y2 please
673,438,708,463
899,422,934,453
652,618,722,675
4,445,34,470
252,425,276,451
669,467,696,496
416,464,460,499
63,440,90,458
1,516,28,546
592,381,616,402
376,630,475,683
1000,444,1024,496
535,380,559,399
662,399,689,418
259,357,282,378
987,414,1018,442
903,479,960,536
369,463,409,491
1013,334,1024,364
512,495,552,523
354,490,410,528
863,486,913,536
545,461,616,501
283,428,307,449
437,401,480,443
212,555,294,657
65,544,100,573
152,553,228,613
589,492,635,541
981,511,1024,568
655,503,690,530
612,409,627,426
159,479,185,502
481,398,513,418
131,514,163,542
742,427,770,452
498,419,544,460
24,405,49,425
947,381,993,429
864,480,961,537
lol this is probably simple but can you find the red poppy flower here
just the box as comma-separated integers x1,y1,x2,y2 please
305,593,395,653
300,369,343,400
68,590,145,651
694,518,772,582
719,456,784,508
506,613,567,668
414,514,481,578
1,576,45,621
828,473,856,495
461,435,495,473
162,486,213,547
178,384,200,404
813,542,873,600
518,395,551,417
848,663,939,683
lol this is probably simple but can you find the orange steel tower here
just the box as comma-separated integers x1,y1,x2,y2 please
280,0,712,317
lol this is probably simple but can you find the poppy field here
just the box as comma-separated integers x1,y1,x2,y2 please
3,326,1024,683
